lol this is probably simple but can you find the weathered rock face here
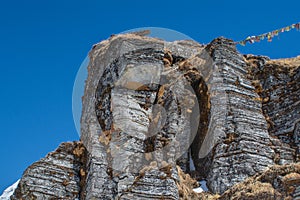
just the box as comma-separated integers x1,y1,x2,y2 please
11,33,299,199
11,142,86,200
195,39,276,194
81,34,205,199
246,55,300,164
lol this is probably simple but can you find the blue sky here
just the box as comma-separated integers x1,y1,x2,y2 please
0,0,299,192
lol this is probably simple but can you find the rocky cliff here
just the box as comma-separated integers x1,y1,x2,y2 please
10,33,299,199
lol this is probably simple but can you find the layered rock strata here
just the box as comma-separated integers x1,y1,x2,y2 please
10,33,299,199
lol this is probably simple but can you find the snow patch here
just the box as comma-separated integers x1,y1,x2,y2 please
0,180,20,200
193,180,208,193
193,186,204,193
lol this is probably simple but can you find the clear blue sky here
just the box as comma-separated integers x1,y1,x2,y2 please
0,0,299,192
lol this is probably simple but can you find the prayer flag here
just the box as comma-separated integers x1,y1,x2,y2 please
236,22,299,46
239,41,246,46
267,33,272,42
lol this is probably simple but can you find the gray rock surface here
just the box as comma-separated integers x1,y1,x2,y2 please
193,38,276,194
246,55,300,164
11,142,85,200
11,33,299,199
81,34,204,199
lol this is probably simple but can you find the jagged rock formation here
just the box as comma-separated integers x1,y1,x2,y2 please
10,33,299,199
194,39,276,194
11,142,86,199
246,55,300,164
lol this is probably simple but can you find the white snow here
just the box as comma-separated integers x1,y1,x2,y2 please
193,186,204,193
193,180,208,193
0,180,20,200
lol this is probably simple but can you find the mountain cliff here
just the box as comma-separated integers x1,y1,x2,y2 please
5,33,300,199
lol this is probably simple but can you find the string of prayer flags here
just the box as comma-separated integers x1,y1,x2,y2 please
236,22,300,46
